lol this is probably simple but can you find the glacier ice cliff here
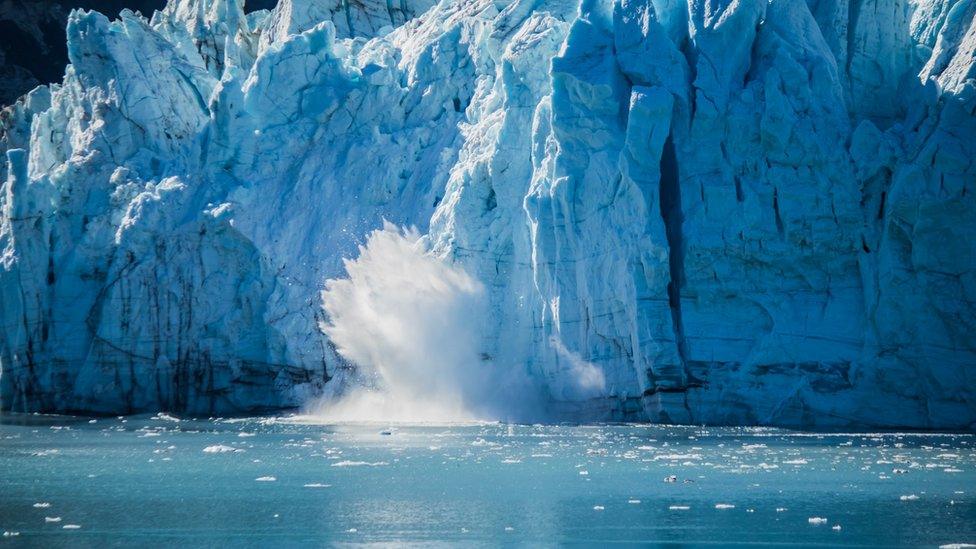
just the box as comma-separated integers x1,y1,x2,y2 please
0,0,974,428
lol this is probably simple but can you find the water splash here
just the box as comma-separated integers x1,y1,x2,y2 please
313,223,541,422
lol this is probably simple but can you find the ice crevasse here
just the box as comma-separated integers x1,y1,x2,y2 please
0,0,974,428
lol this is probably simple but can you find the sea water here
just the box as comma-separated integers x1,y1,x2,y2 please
0,414,973,547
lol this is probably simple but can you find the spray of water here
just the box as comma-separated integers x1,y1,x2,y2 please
313,223,541,423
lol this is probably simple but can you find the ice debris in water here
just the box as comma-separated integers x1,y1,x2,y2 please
331,461,388,467
715,504,735,510
808,517,828,525
669,505,691,511
593,506,605,511
62,524,81,530
32,502,51,508
900,494,919,501
203,445,241,453
255,476,277,482
44,517,61,523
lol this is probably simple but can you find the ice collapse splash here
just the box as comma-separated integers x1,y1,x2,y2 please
316,223,543,422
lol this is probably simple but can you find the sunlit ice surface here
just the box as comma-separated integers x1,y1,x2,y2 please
1,414,974,547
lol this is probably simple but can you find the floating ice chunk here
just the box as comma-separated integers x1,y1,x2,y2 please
783,459,808,465
579,470,588,476
504,526,515,531
331,461,388,467
832,525,842,531
303,483,331,488
944,468,963,473
664,475,677,483
2,531,19,537
808,517,828,525
628,499,641,504
501,459,521,464
255,476,277,482
776,508,788,512
900,494,919,501
940,544,976,548
715,504,735,509
62,524,81,530
593,506,604,511
203,445,240,453
669,505,690,510
45,517,61,522
238,433,256,438
33,502,51,508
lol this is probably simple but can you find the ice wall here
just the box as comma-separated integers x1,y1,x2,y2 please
0,0,973,428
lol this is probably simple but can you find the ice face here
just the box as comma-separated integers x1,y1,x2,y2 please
0,0,973,428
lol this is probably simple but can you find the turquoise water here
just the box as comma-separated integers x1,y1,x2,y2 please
0,414,973,547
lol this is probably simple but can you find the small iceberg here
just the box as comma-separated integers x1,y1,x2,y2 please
203,445,240,454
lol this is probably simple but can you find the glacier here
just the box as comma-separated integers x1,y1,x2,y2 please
0,0,974,428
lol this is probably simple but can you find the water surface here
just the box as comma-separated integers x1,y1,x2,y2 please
1,414,973,546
